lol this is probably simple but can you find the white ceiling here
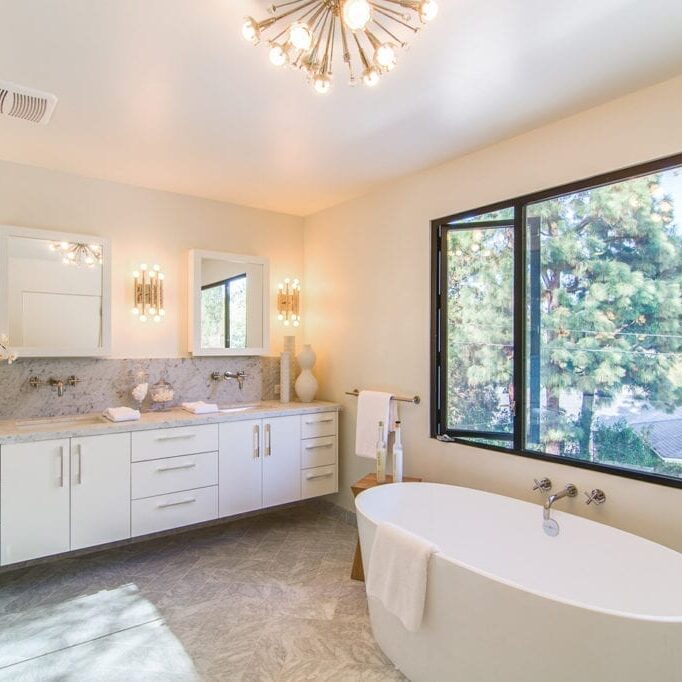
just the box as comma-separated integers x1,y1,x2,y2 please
0,0,681,216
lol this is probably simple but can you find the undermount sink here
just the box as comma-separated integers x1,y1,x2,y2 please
218,402,261,414
15,414,108,431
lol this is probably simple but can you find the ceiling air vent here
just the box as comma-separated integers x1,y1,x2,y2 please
0,81,57,125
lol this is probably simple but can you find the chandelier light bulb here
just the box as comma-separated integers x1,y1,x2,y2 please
313,74,331,94
420,0,439,22
363,67,381,87
375,43,397,70
269,43,288,67
343,0,371,31
242,17,260,43
289,22,313,51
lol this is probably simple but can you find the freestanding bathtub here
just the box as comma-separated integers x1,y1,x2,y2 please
356,482,682,682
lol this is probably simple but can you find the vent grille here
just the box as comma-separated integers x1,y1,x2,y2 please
0,81,57,125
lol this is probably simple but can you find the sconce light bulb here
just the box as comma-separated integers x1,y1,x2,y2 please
284,277,290,284
283,320,290,326
140,263,148,271
60,241,69,250
139,315,148,323
159,309,166,316
278,283,284,290
293,278,300,286
158,273,165,280
133,271,140,278
293,320,300,327
278,314,284,321
149,270,156,278
153,315,161,323
131,308,139,316
153,264,160,271
149,307,156,315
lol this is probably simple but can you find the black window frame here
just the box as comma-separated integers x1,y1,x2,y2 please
431,151,682,489
201,273,246,349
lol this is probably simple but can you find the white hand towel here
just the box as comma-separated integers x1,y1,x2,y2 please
103,407,141,422
355,391,397,458
181,401,219,414
366,521,439,633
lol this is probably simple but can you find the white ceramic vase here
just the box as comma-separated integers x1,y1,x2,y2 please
295,344,318,402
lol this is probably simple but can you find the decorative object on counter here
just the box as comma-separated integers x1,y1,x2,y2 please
280,351,291,403
241,0,439,94
295,343,318,402
350,472,423,581
150,378,175,409
131,263,165,323
277,278,301,327
181,401,219,415
131,381,148,411
103,406,140,423
49,240,103,268
0,334,18,364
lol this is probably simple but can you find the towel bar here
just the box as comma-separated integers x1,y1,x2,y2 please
345,389,421,405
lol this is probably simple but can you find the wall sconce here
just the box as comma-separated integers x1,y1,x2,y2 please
277,278,300,327
131,263,165,323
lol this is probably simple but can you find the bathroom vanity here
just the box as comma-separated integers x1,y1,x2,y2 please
0,401,339,566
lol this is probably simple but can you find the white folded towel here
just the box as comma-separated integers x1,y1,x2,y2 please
355,390,397,458
103,407,141,422
366,521,439,633
181,401,219,414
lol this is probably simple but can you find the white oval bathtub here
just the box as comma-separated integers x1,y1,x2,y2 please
355,482,682,682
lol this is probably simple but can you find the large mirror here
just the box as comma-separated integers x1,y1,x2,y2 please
0,226,111,357
188,250,269,355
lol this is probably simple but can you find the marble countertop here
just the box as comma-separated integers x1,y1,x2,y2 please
0,400,341,445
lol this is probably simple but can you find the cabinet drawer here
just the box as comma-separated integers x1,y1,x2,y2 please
301,412,337,439
301,436,337,469
131,486,218,537
301,465,338,499
131,424,218,462
132,451,218,500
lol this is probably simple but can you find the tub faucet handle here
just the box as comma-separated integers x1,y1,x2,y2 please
532,477,552,493
584,489,606,505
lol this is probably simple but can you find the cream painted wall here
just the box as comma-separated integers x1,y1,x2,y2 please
0,160,305,357
304,75,682,551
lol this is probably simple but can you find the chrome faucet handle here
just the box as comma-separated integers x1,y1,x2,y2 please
67,375,80,386
210,372,223,382
532,477,552,493
584,489,606,505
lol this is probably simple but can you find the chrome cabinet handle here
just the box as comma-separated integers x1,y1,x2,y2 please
306,471,334,480
305,443,333,450
265,423,271,457
155,432,196,441
305,418,334,425
253,424,260,459
58,446,65,487
157,462,196,472
74,443,83,485
158,497,196,509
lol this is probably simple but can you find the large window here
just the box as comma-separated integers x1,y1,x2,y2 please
432,154,682,486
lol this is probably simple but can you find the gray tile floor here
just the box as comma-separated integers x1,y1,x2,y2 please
0,502,406,681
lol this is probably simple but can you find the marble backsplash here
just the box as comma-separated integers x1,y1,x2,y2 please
0,356,283,420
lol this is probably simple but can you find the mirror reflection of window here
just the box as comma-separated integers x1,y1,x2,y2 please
201,274,247,349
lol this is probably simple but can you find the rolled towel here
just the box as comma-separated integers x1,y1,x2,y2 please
181,401,219,414
103,407,141,422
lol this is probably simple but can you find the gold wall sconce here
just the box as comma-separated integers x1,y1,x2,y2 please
131,263,165,323
277,278,300,327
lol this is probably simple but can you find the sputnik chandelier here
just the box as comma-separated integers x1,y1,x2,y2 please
242,0,439,93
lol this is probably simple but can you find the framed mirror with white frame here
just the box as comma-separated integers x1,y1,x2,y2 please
0,225,111,357
188,249,270,356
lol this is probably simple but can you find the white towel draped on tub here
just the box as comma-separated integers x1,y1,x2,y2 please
355,390,398,458
366,521,439,633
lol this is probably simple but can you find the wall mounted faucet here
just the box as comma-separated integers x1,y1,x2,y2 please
543,484,577,521
532,477,552,493
584,489,606,505
210,371,247,390
29,376,80,397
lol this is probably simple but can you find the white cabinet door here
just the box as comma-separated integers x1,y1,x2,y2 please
219,419,263,517
71,433,131,551
262,415,301,508
1,439,70,565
